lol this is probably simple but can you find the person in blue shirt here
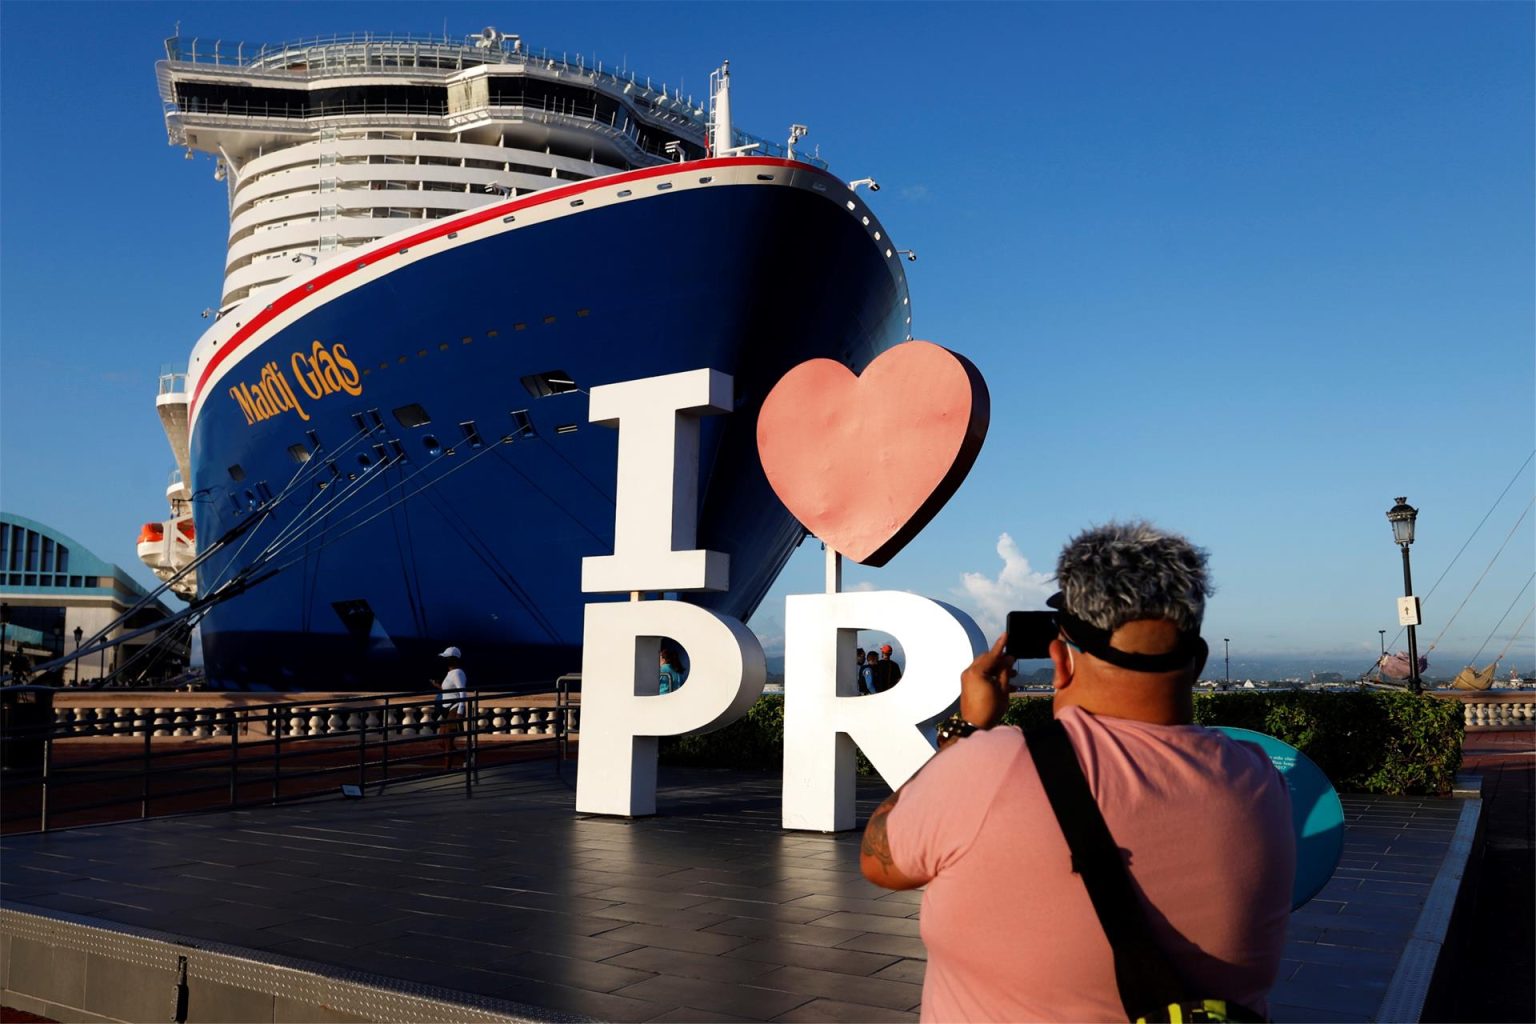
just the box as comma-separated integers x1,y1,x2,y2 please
860,649,880,694
659,645,683,694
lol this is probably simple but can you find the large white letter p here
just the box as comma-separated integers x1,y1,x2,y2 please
575,600,765,817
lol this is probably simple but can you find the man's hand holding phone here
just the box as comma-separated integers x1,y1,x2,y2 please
959,633,1017,730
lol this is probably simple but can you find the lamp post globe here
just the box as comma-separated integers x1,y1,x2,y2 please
1386,497,1422,693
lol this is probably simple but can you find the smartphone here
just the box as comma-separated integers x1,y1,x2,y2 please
1005,611,1059,660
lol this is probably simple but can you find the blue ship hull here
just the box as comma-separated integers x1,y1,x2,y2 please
188,160,908,690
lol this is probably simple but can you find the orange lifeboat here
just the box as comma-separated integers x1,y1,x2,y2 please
138,522,165,544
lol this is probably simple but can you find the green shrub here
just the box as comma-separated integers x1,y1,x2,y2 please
660,695,784,771
659,690,1464,796
1195,689,1463,795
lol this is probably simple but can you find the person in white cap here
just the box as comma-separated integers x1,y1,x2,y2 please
437,646,467,767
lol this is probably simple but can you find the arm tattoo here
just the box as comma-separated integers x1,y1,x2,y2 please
861,790,901,871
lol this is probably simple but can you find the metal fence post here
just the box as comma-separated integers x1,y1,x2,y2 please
271,709,282,805
229,709,240,808
463,693,475,799
380,696,390,790
357,706,367,790
141,720,152,820
39,735,52,833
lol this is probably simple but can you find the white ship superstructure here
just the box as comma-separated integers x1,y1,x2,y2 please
158,30,775,309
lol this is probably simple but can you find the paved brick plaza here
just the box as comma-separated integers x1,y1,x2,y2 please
1,743,1495,1023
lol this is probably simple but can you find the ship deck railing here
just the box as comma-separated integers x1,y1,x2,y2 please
0,684,581,835
163,36,824,169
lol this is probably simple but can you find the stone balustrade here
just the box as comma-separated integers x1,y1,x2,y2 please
41,694,576,741
1447,693,1534,730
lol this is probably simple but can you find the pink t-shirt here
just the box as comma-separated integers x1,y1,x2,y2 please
888,707,1294,1023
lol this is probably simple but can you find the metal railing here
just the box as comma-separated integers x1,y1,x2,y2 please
0,687,579,834
162,36,826,170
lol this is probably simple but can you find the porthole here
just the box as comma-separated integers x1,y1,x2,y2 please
570,199,585,207
287,444,311,464
576,309,590,318
846,200,856,211
228,464,246,482
756,174,774,181
423,435,443,456
521,370,578,397
885,248,894,258
393,403,430,427
487,329,499,337
514,323,527,331
447,232,458,240
862,217,870,226
616,189,632,197
543,315,557,325
656,182,673,191
357,454,372,469
439,343,450,351
417,349,428,358
398,248,410,255
874,231,882,241
462,336,472,344
698,176,713,184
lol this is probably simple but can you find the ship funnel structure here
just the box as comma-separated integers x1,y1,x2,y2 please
709,61,733,157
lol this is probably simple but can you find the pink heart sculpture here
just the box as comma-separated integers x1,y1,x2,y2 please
756,341,990,567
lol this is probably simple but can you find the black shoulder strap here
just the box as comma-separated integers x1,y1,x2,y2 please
1026,720,1186,1019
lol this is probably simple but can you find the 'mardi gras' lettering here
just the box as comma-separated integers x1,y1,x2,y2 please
228,341,362,426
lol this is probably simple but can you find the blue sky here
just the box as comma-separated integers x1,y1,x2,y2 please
2,2,1531,675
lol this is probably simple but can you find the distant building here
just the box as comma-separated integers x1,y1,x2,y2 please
0,512,186,685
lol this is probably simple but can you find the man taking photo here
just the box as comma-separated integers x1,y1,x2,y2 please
860,522,1294,1022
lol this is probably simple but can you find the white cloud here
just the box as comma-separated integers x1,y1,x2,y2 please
954,533,1055,637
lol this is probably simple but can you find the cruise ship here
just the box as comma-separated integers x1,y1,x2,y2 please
138,30,913,689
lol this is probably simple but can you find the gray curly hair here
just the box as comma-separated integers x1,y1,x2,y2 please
1055,521,1211,635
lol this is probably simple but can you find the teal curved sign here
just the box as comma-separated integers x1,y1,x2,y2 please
1215,727,1344,909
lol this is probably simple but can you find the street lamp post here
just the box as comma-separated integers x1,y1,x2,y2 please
1378,629,1386,659
73,626,83,686
1386,497,1423,694
1224,638,1231,688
